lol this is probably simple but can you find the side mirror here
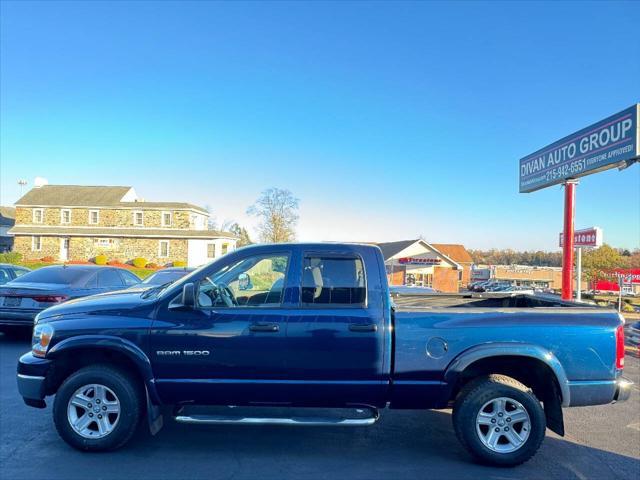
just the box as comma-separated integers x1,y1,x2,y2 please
238,273,252,291
182,283,196,308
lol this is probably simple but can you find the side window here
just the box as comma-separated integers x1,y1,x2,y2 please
98,269,124,288
302,255,366,306
13,268,29,278
120,271,140,286
0,268,11,284
197,254,288,308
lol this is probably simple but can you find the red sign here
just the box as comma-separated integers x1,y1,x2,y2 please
398,257,441,265
559,227,602,248
592,269,640,291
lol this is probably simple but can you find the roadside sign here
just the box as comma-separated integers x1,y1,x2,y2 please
398,257,441,265
558,227,603,248
519,104,639,193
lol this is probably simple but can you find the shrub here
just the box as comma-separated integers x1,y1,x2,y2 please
40,256,55,263
132,257,147,269
173,260,187,267
145,262,158,269
0,252,22,264
622,302,635,313
94,254,108,265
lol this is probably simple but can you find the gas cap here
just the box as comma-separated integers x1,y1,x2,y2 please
426,337,448,359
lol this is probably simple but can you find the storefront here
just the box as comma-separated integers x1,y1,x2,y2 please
377,239,464,293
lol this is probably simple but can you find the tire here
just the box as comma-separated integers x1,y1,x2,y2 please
452,374,546,467
53,365,143,451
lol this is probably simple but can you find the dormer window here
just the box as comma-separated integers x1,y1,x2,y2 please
33,208,44,224
162,211,172,227
133,211,144,226
89,210,100,225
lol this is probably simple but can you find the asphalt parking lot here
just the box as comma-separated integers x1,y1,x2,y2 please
1,333,639,480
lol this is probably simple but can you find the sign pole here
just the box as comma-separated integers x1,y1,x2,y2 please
562,180,577,300
576,247,582,302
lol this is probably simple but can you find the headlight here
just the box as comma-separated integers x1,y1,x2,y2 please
32,323,54,358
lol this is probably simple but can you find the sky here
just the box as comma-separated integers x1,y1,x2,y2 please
1,1,639,251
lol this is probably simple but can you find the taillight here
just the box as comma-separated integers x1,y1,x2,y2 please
31,295,68,303
615,324,625,370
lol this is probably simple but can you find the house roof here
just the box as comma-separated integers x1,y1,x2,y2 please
430,243,473,264
14,185,208,214
375,240,417,260
375,239,462,269
8,226,236,240
0,206,15,226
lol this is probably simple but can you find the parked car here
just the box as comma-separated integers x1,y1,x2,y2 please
627,321,640,347
17,243,631,466
0,265,140,333
0,263,31,285
130,267,195,290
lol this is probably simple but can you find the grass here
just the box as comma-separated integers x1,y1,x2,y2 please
15,261,155,279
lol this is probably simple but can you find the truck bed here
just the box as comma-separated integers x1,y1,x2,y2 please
392,292,596,310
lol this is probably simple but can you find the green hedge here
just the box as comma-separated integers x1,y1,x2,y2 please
0,252,22,264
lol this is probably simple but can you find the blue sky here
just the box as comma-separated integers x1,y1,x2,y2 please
1,1,638,250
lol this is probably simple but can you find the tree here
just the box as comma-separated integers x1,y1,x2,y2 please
581,244,624,283
247,188,299,243
227,222,253,247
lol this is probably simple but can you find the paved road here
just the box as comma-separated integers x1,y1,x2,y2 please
1,333,638,480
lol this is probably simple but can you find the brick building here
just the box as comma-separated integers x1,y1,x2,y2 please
377,239,468,293
8,185,237,266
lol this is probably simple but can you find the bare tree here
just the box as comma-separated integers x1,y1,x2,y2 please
247,188,299,243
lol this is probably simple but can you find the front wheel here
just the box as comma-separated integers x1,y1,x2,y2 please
53,365,143,451
452,375,546,467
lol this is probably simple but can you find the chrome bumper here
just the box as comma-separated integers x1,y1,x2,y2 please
613,378,633,403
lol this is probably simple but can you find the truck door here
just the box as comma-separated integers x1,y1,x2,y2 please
150,250,295,405
285,248,388,407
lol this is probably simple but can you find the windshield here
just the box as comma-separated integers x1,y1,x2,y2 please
11,267,94,285
142,270,188,285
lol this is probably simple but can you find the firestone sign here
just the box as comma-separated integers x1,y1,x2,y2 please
519,104,639,193
398,257,441,266
558,227,603,248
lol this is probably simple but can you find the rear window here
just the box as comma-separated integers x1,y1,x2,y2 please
142,270,185,285
301,255,366,306
12,267,94,285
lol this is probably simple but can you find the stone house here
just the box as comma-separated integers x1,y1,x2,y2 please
8,185,237,267
0,206,16,253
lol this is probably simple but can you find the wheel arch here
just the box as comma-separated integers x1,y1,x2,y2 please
46,335,160,404
444,343,569,436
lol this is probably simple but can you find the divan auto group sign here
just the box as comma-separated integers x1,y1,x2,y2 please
519,104,639,192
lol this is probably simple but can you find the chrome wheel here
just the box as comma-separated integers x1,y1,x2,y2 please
67,384,120,439
475,396,531,453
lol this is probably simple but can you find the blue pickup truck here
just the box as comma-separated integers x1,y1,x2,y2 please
17,243,631,466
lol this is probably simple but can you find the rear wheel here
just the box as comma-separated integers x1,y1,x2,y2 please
452,375,546,467
53,365,143,451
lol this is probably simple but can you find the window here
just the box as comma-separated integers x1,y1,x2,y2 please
89,210,100,225
61,209,71,224
33,208,44,223
97,269,124,288
32,236,42,251
159,240,170,258
0,268,10,284
13,266,95,285
302,255,366,306
207,243,215,258
196,254,289,308
162,211,172,227
221,243,229,255
120,270,140,286
133,211,144,226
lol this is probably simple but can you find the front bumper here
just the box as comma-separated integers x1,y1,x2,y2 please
17,352,53,408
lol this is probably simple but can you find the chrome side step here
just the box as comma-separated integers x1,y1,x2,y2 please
174,408,379,427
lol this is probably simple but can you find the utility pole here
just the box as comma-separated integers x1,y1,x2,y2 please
17,179,27,196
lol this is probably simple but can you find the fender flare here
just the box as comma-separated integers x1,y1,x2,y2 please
443,342,571,407
47,335,161,404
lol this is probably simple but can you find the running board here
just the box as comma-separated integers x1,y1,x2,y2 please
174,408,379,427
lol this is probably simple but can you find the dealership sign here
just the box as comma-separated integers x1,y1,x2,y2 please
398,257,441,265
558,227,603,248
519,104,639,193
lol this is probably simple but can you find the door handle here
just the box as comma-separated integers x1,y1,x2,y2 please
249,323,279,332
349,323,378,332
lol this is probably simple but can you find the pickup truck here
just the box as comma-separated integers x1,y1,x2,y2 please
17,243,632,466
